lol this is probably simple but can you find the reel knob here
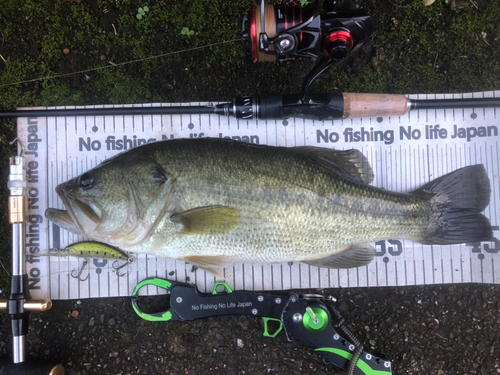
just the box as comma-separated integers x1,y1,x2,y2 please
322,30,354,61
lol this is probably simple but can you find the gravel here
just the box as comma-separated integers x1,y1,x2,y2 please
1,283,499,374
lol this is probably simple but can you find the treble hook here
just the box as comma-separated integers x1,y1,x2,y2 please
71,259,90,281
9,137,25,157
112,257,135,277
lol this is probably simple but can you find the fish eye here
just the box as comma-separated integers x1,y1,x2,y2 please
79,172,94,190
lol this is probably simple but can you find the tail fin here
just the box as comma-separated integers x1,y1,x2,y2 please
412,165,492,245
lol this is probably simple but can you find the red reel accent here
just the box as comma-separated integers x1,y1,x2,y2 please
322,30,354,57
250,5,258,63
247,3,303,63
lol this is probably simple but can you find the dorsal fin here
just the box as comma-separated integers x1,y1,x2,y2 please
293,147,374,184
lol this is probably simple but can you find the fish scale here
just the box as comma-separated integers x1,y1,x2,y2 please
45,138,492,277
121,144,425,260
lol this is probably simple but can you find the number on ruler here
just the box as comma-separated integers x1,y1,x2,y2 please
466,226,500,259
93,258,108,274
375,240,403,263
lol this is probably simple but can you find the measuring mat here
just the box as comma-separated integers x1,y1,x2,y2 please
17,91,500,300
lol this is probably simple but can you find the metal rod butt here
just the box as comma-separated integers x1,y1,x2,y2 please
12,336,26,364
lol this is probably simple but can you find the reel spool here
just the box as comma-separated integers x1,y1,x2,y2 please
242,0,376,99
245,3,303,63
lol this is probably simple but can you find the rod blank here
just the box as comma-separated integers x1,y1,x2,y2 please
409,97,500,110
0,93,499,120
0,105,216,118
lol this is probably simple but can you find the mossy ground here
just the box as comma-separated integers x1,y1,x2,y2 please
0,0,499,291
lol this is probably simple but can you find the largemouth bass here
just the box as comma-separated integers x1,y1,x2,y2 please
45,138,492,278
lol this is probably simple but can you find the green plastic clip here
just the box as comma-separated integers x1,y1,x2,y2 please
132,278,172,296
212,281,233,295
131,278,174,322
262,317,283,338
315,348,392,375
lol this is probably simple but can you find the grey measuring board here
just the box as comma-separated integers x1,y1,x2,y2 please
17,91,500,300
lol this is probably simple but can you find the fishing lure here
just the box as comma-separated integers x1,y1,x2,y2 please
44,241,132,281
49,241,129,260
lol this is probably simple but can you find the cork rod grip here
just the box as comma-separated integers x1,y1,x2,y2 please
342,93,408,119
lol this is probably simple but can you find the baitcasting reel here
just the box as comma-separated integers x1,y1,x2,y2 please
242,0,376,99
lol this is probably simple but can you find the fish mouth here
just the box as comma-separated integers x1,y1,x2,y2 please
45,185,102,235
45,208,81,234
72,197,102,224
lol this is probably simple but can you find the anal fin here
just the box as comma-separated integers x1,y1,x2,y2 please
183,255,229,280
302,243,375,269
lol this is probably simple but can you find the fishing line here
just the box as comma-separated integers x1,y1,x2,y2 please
0,38,243,89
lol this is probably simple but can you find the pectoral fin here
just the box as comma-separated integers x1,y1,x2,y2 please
303,243,375,269
171,206,241,235
183,255,229,280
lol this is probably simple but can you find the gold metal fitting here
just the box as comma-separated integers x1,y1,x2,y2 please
24,299,53,311
8,195,28,224
0,298,52,311
50,364,65,375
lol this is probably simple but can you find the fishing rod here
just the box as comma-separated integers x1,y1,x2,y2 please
1,92,499,121
1,0,499,121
